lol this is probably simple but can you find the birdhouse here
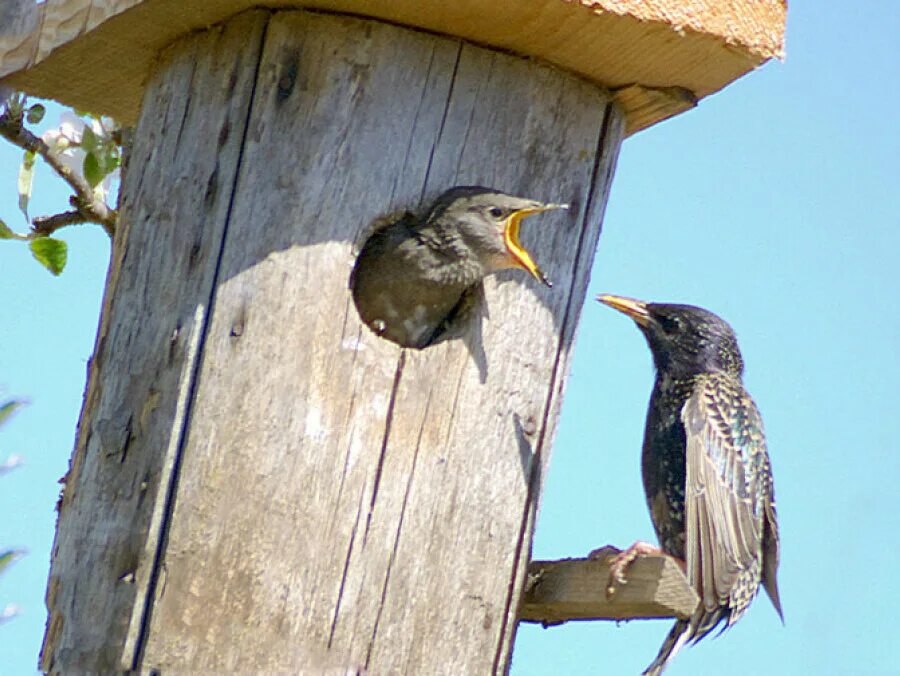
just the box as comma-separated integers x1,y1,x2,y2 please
0,1,785,672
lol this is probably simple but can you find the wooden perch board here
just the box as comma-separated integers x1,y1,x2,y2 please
520,555,698,625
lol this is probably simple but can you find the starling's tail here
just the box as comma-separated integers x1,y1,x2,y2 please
642,620,692,676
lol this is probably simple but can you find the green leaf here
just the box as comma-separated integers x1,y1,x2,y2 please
81,124,98,153
0,550,25,576
25,103,45,124
0,218,18,240
0,217,27,241
0,400,23,426
17,150,36,220
83,151,103,188
103,143,121,172
29,237,67,275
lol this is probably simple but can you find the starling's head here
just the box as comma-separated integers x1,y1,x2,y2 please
598,294,744,379
427,186,567,287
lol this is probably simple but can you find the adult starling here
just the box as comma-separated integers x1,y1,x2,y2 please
350,186,566,348
597,295,782,675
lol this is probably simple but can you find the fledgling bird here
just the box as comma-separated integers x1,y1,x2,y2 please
597,295,782,675
350,186,566,348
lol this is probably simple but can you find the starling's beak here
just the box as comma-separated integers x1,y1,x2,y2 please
503,203,567,288
597,294,651,327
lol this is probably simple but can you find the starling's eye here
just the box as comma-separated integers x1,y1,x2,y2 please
488,207,504,219
657,315,680,334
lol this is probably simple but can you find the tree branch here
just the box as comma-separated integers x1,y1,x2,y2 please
0,106,116,238
31,210,92,237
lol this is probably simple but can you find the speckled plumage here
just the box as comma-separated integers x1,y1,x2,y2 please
598,296,782,675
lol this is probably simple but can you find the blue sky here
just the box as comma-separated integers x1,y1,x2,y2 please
1,3,899,674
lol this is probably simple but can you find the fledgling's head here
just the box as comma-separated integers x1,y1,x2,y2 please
598,295,744,379
427,186,567,287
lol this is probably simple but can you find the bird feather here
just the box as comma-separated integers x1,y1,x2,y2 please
682,373,779,636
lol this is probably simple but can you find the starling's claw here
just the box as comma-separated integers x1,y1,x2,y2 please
587,544,625,597
602,541,664,598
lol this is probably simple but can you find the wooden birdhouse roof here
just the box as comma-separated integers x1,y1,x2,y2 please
0,0,786,135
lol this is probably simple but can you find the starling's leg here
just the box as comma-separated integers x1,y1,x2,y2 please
609,541,662,591
590,541,679,597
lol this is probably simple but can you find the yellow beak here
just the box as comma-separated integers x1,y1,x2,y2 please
597,294,651,327
503,203,567,287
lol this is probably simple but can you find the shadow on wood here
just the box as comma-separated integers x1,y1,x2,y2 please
519,554,698,626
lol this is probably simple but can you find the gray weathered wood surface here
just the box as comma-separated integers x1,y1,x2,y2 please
41,9,625,673
41,11,268,672
520,556,699,625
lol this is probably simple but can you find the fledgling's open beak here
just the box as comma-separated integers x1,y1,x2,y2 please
597,294,651,327
503,202,568,288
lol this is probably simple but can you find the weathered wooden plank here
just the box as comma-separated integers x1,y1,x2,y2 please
136,13,466,672
520,556,700,624
500,90,627,671
38,9,627,673
129,11,623,674
39,11,269,672
361,46,622,675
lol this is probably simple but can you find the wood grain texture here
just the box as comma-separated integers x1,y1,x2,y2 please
520,556,699,624
613,84,698,136
39,11,269,672
0,0,785,133
41,10,625,673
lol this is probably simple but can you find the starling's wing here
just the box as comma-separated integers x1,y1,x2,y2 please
425,282,485,347
681,373,777,639
349,210,414,292
761,463,783,621
351,210,416,258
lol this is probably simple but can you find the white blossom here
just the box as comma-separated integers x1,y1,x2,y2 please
41,111,119,201
0,454,23,476
0,604,22,624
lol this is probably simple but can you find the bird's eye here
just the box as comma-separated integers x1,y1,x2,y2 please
488,207,504,219
657,315,679,334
